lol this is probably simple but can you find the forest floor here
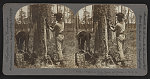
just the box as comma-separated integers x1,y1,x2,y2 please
15,24,137,68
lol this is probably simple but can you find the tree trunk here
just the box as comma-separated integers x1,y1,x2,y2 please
31,4,48,57
94,4,115,57
121,6,123,13
94,5,106,55
64,6,65,23
127,8,130,27
76,14,78,34
92,5,94,33
57,4,58,13
85,7,87,31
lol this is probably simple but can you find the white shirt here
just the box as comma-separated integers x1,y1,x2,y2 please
116,22,125,33
55,22,64,33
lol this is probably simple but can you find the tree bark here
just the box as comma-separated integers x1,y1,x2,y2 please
127,8,130,27
31,4,48,57
94,4,115,56
92,5,94,33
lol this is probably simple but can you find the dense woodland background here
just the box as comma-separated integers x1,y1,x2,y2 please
14,4,136,68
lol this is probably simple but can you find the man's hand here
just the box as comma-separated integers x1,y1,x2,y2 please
49,26,53,31
110,26,114,30
109,24,116,32
50,25,53,28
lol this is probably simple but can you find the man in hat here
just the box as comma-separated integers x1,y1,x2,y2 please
77,31,91,53
110,13,126,66
47,13,65,65
15,29,29,53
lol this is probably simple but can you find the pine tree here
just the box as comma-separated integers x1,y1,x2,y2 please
31,4,48,58
93,4,115,57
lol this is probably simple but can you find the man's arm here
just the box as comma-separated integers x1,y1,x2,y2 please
110,24,119,32
45,18,55,31
50,24,57,32
110,25,115,32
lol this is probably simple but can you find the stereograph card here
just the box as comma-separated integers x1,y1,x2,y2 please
2,3,147,76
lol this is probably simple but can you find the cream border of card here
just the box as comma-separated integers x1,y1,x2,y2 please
3,3,147,76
